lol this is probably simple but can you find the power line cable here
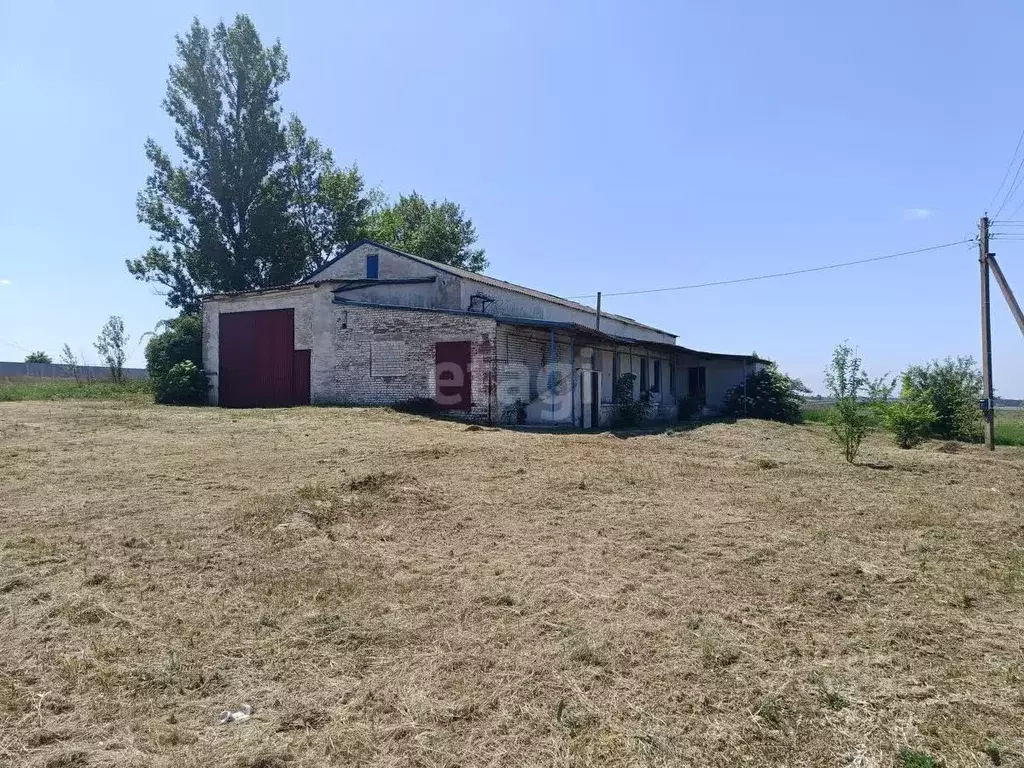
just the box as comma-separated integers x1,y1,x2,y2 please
564,240,972,300
989,127,1024,213
995,158,1024,218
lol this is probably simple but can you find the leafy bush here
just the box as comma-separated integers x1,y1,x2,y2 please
902,357,982,441
613,373,652,427
159,361,208,405
721,364,808,424
501,398,527,425
824,343,878,463
146,314,207,405
24,351,52,364
883,400,936,449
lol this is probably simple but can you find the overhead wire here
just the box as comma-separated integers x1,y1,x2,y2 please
988,126,1024,213
563,240,972,300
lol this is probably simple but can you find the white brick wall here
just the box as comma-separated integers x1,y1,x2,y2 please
309,243,675,344
202,284,754,425
326,304,497,420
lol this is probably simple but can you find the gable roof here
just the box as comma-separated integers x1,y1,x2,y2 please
304,239,676,339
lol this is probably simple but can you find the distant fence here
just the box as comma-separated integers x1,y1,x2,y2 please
0,361,148,381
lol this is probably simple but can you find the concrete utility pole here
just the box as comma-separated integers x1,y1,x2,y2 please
980,216,996,450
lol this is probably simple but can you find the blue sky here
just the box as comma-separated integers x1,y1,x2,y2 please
1,0,1022,395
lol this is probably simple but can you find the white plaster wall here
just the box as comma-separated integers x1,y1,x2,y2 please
311,243,675,344
202,284,334,405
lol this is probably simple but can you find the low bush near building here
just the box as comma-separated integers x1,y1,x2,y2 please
613,373,651,427
721,364,807,424
145,315,207,405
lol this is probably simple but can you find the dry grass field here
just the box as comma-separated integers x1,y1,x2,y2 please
2,401,1024,768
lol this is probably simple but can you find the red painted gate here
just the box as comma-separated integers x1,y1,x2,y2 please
435,341,472,410
219,309,297,408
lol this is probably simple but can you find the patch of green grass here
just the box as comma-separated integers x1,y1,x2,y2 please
801,406,832,424
994,410,1024,446
898,747,940,768
0,378,151,402
802,405,1024,447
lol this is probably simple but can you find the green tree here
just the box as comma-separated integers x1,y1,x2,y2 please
127,15,304,312
95,316,129,384
902,357,983,441
721,364,808,424
24,351,51,364
283,117,376,273
824,342,872,463
367,192,487,272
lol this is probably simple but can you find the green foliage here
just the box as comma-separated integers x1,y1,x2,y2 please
827,399,872,463
94,316,129,384
146,315,207,405
613,373,652,427
160,361,208,405
501,399,528,425
883,399,936,449
128,15,305,312
897,747,940,768
721,364,808,424
0,379,151,403
902,357,982,441
284,116,376,273
365,192,487,272
824,343,874,463
128,16,487,310
23,351,51,364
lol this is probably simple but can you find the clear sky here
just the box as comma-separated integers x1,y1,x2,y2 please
2,0,1023,395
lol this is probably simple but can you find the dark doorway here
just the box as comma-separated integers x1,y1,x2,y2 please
219,309,296,407
687,365,707,405
435,341,472,410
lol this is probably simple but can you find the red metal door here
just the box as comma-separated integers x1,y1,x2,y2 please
435,341,472,410
292,349,311,406
219,309,295,407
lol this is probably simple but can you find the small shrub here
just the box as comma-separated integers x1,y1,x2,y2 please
827,398,871,463
823,342,888,463
146,314,207,405
613,373,652,427
883,400,936,448
902,357,982,441
501,398,527,425
160,361,208,405
721,364,808,423
24,351,51,364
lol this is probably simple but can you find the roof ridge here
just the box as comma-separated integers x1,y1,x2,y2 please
305,239,676,338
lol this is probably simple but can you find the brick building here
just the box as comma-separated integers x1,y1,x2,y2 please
201,240,761,426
